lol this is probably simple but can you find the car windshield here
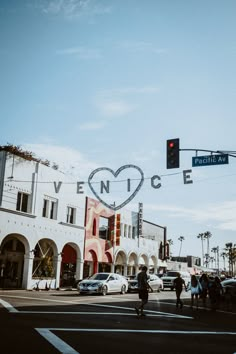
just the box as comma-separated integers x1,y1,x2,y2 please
89,273,109,281
166,272,179,277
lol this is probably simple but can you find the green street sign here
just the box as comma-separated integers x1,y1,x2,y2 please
192,154,229,167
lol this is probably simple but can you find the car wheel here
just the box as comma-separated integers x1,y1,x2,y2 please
120,285,126,294
102,285,108,296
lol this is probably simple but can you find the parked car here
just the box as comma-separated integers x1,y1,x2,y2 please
78,272,128,296
128,274,163,292
221,278,236,302
161,271,191,290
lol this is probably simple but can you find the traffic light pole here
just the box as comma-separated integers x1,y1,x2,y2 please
180,148,236,159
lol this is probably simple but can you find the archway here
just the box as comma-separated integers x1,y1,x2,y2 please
0,234,27,289
83,250,97,278
60,244,77,287
115,250,127,275
98,252,112,273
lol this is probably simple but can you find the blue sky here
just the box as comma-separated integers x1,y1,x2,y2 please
1,0,236,266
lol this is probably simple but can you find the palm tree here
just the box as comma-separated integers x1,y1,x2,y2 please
204,231,212,267
220,252,227,271
225,243,235,276
178,236,185,257
211,247,219,268
210,256,215,268
197,233,205,265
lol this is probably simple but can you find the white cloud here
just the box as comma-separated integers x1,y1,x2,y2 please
144,200,236,231
56,46,102,59
97,98,136,117
41,0,112,20
101,86,160,95
118,40,167,54
78,121,105,130
95,85,159,118
23,143,98,180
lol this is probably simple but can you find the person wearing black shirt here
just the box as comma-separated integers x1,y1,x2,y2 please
134,266,153,317
173,272,187,309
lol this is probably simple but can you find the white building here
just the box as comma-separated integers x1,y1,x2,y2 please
0,148,86,290
0,147,167,290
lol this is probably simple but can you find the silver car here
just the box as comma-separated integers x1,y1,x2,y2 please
128,274,163,292
78,272,128,296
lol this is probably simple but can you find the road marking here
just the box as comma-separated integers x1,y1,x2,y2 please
0,296,193,319
36,328,79,354
38,328,236,335
8,310,188,318
35,327,236,354
0,298,18,312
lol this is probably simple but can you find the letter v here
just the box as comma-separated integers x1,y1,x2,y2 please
53,181,62,193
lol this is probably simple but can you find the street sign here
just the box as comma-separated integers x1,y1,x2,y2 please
192,154,229,167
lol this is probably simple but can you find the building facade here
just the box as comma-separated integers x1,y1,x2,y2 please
0,149,86,290
0,148,167,289
83,197,167,278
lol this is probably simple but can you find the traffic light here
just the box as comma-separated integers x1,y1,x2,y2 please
166,138,180,169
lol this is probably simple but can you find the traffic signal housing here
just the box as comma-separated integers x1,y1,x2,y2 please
166,138,180,169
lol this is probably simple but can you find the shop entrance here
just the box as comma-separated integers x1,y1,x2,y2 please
0,238,25,289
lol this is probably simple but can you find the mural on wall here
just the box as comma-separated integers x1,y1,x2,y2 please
84,197,115,263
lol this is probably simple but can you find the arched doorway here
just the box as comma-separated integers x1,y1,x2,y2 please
60,244,77,287
0,236,25,289
98,252,112,273
83,250,97,278
115,250,127,275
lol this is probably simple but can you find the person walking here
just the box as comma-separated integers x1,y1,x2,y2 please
208,276,223,310
188,275,202,309
173,272,187,309
199,273,209,307
134,266,153,317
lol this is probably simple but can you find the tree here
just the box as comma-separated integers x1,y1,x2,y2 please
211,247,219,269
220,252,227,271
167,239,174,258
197,233,205,265
225,243,236,276
178,236,185,257
204,231,212,267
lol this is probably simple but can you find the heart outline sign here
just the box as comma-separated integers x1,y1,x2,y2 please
88,164,144,211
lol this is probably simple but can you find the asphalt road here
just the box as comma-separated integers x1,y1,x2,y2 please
0,289,235,354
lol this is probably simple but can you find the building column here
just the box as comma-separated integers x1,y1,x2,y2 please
22,252,34,290
123,263,128,276
55,255,62,289
111,263,115,273
76,258,84,281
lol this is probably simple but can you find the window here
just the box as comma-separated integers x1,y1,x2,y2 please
66,206,76,224
132,226,136,239
16,192,29,212
32,240,55,278
124,224,127,237
42,197,58,220
128,225,131,238
99,216,109,240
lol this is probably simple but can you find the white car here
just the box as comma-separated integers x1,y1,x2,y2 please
162,271,191,290
78,272,128,296
128,274,163,292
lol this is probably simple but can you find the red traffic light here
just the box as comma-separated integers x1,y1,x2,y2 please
166,138,180,169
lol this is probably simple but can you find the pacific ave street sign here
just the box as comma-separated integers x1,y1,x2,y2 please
192,154,229,167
